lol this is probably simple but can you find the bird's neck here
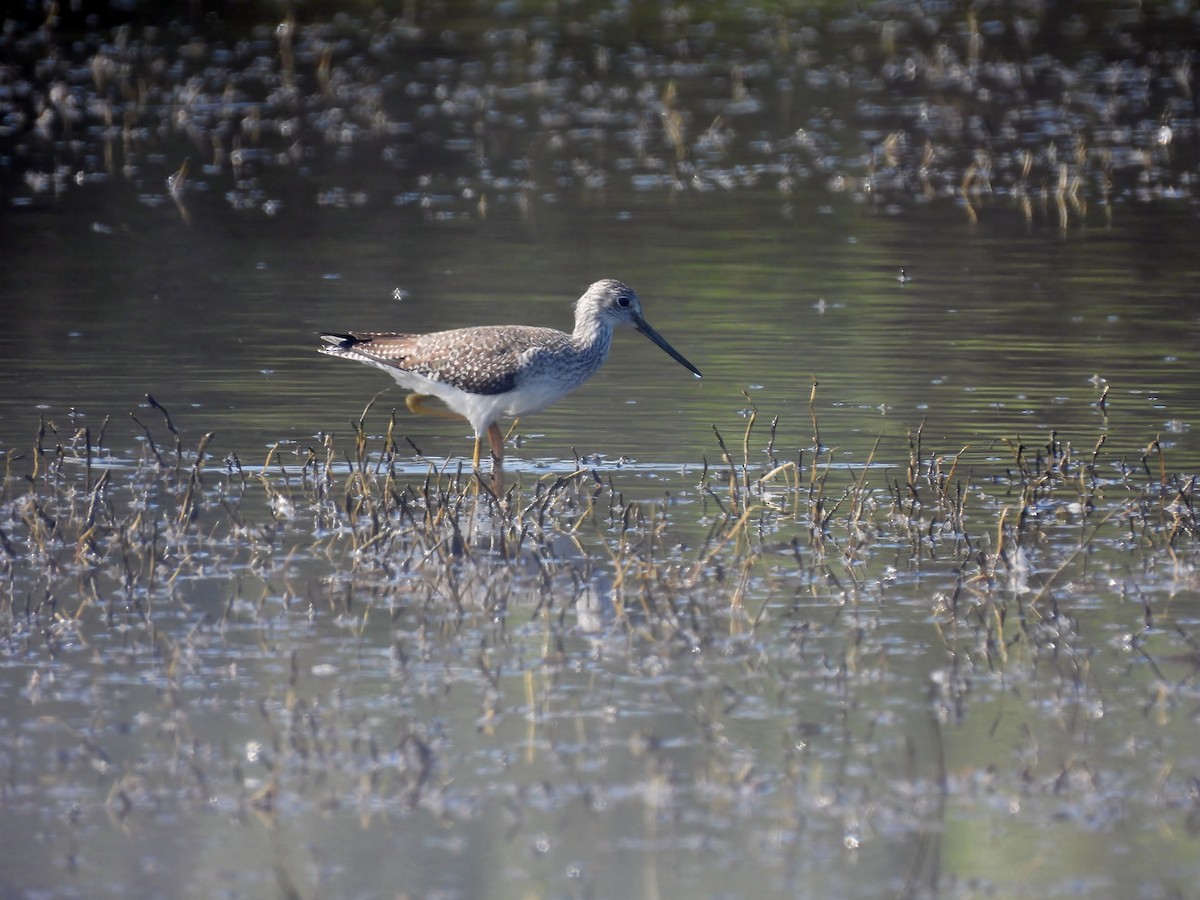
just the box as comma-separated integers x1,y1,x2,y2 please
571,315,613,358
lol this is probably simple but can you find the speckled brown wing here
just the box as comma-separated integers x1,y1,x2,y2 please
320,326,570,396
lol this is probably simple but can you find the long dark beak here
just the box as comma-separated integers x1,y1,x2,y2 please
634,315,702,378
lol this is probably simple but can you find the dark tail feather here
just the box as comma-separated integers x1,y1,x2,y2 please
319,332,362,350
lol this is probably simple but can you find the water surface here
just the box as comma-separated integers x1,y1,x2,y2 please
2,3,1200,898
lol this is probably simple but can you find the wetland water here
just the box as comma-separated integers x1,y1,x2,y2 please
3,3,1200,898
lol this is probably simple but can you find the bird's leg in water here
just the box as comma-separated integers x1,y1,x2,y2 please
487,423,505,462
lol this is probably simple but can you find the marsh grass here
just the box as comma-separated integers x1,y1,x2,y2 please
5,393,1198,664
2,394,1200,898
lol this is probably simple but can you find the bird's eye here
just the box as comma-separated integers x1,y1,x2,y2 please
617,295,631,308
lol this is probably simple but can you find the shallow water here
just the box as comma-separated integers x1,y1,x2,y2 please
6,191,1199,471
5,436,1200,899
3,3,1200,899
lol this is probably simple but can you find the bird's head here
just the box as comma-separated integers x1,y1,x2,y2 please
575,279,701,378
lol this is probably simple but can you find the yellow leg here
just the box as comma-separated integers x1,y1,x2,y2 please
467,424,505,471
487,423,505,492
406,395,506,483
469,430,505,492
405,393,463,420
487,422,505,462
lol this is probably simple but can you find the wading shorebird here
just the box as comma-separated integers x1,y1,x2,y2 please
319,279,702,471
